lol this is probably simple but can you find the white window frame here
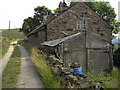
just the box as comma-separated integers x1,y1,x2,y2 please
77,19,88,30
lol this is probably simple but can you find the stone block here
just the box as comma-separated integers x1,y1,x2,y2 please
51,67,60,75
67,75,77,81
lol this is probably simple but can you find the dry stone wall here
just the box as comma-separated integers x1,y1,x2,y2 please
47,55,103,88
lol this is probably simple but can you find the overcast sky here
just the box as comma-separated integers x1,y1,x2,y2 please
0,0,119,29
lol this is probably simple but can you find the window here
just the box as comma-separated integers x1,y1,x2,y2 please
77,19,88,30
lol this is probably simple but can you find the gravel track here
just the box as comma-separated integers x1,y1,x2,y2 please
17,45,44,88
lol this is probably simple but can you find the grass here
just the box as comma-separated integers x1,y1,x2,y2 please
2,45,21,88
19,41,61,88
2,29,25,40
1,38,10,57
87,67,119,88
2,28,25,57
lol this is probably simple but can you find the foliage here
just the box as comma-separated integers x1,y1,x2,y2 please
114,46,120,53
70,1,120,35
20,6,54,37
113,46,120,67
53,8,59,15
2,45,21,88
21,41,61,88
87,67,119,88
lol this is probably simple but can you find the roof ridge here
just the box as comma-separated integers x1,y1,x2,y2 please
29,1,112,36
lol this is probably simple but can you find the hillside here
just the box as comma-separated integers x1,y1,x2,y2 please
2,29,25,40
1,28,25,57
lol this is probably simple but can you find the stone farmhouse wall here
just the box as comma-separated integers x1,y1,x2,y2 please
52,30,113,73
28,33,40,47
47,2,112,42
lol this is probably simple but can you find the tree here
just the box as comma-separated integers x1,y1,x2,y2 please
20,17,34,37
53,8,59,15
70,1,120,36
20,6,54,37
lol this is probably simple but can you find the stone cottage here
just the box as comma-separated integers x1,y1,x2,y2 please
28,1,113,73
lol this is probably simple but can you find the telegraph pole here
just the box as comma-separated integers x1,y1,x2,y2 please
118,1,120,22
8,21,10,40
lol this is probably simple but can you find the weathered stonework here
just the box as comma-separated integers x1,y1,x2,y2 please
28,2,113,74
47,2,112,42
47,55,102,88
28,33,39,47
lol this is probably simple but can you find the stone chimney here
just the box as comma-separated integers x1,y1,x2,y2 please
43,12,47,21
58,0,67,13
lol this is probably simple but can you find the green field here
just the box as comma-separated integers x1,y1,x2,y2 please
2,29,25,40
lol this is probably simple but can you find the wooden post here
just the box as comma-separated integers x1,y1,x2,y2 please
8,21,10,40
85,30,88,73
118,1,120,22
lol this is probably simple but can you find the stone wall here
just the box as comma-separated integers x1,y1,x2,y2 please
28,33,40,47
28,29,47,48
47,55,103,88
53,30,113,73
47,2,112,42
37,30,46,49
62,32,86,72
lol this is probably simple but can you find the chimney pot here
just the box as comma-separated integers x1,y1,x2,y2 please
58,0,67,13
44,12,47,21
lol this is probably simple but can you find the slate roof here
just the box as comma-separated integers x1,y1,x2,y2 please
41,32,81,47
29,1,113,35
29,2,78,35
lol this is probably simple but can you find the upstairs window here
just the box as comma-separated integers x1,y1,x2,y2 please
77,19,88,30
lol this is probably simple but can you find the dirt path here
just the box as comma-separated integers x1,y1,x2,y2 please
17,45,44,88
0,45,14,77
0,44,14,89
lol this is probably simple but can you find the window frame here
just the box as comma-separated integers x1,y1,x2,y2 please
77,19,88,30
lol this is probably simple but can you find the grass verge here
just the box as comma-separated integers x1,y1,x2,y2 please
19,41,61,88
2,38,10,57
87,67,119,88
2,45,21,88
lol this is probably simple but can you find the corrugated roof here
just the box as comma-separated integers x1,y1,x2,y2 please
41,32,81,47
41,31,113,47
